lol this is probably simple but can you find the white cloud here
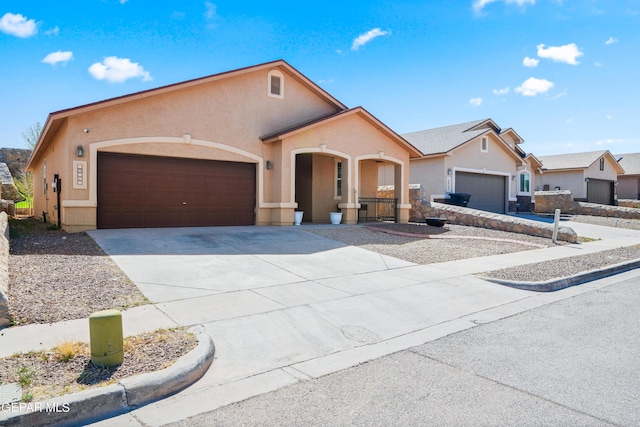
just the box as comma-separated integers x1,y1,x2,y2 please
0,13,38,38
473,0,535,14
493,86,510,95
351,28,390,51
88,56,152,83
605,36,618,45
515,77,554,96
45,26,60,36
469,97,483,107
605,114,613,120
536,43,583,65
594,61,603,67
42,51,73,66
523,56,539,67
204,2,218,27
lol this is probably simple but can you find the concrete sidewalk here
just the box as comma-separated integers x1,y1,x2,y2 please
2,221,640,426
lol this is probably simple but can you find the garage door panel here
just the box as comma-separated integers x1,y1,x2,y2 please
97,152,256,229
587,179,613,205
455,172,506,214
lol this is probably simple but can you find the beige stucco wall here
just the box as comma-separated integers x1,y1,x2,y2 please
30,64,414,230
584,157,619,181
409,134,523,203
278,112,412,219
409,157,446,201
618,176,640,200
29,66,342,229
538,157,619,201
539,170,585,198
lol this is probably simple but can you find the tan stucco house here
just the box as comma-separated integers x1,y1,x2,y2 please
380,119,541,213
27,60,421,232
615,153,640,200
537,150,624,205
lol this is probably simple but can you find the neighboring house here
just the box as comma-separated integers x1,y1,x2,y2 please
381,119,540,214
537,150,623,205
615,153,640,200
26,60,421,232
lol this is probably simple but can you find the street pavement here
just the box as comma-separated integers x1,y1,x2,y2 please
3,219,640,426
167,268,640,427
82,221,640,426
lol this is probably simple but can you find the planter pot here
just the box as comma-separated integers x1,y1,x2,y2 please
329,212,342,225
294,211,304,226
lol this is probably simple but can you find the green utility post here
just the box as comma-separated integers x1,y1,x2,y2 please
89,309,124,367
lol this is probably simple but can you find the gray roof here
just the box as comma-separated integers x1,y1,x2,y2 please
401,119,492,155
615,153,640,175
538,150,609,170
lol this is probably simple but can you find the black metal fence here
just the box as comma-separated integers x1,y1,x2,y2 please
358,197,398,223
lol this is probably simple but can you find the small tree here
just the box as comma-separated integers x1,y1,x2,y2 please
14,170,33,204
22,122,42,150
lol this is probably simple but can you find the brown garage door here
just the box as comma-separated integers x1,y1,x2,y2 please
97,152,256,229
455,172,506,213
587,179,614,205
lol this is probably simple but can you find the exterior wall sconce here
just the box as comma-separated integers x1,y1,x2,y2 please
447,168,452,175
266,160,273,170
585,178,590,183
76,145,85,157
512,175,516,181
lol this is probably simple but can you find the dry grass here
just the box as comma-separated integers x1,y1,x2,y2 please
0,328,197,402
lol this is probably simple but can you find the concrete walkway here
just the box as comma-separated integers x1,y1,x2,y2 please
3,221,640,426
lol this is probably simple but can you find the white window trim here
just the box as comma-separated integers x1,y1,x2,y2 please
334,159,343,200
73,160,87,189
268,70,284,99
517,170,531,195
480,137,488,153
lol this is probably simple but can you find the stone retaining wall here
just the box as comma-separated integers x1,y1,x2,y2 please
411,201,578,243
617,199,640,209
534,190,574,214
535,191,640,219
573,201,640,219
0,212,9,328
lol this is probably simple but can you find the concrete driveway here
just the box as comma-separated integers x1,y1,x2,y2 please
87,225,563,425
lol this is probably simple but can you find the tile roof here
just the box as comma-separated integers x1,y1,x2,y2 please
538,150,608,170
401,119,491,155
615,153,640,175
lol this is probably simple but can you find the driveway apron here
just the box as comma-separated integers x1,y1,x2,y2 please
88,225,533,424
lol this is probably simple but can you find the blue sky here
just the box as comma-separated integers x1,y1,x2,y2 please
1,0,639,156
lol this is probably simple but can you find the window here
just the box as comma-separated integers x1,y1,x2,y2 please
519,171,531,194
600,158,605,171
268,70,284,99
481,137,488,152
335,160,343,199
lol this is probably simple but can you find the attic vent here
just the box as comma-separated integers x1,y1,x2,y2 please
268,70,284,99
481,137,488,152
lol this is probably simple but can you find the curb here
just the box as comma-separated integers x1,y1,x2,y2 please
482,259,640,292
0,331,215,427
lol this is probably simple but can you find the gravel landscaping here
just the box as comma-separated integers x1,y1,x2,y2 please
2,218,194,403
0,328,196,402
310,220,640,283
309,222,556,265
8,218,148,325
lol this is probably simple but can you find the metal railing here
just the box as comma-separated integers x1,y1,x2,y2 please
358,197,398,223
